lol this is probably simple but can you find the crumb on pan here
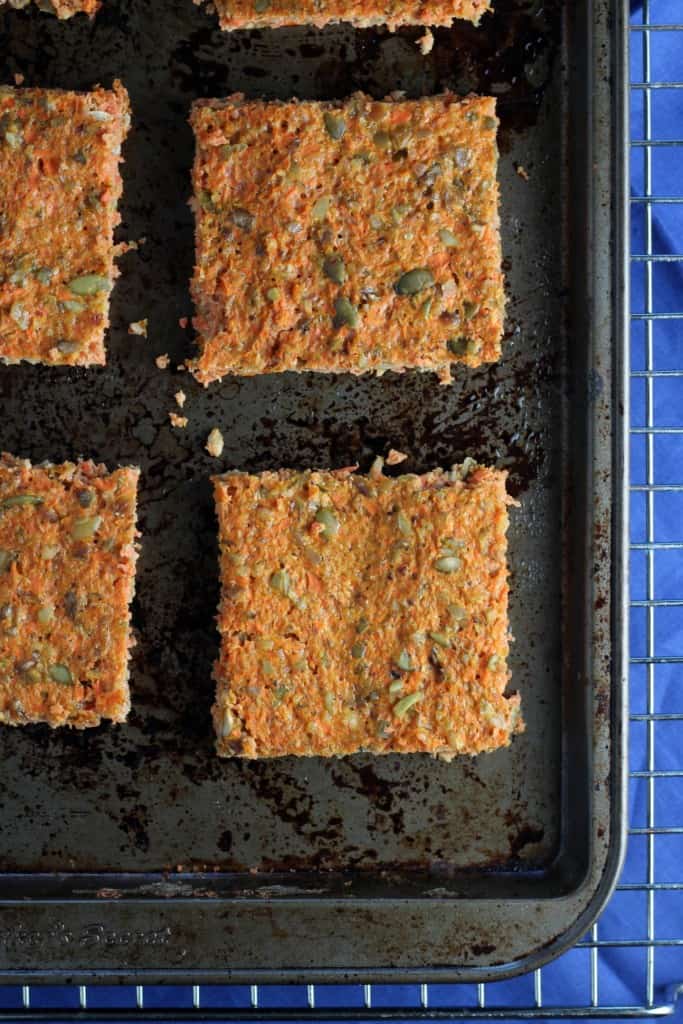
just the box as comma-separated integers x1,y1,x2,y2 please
0,82,129,366
212,461,522,759
174,390,186,408
128,319,148,337
385,448,408,466
515,162,529,181
189,92,503,386
0,452,139,728
169,412,188,428
206,427,224,458
416,28,434,54
0,0,100,17
155,353,170,369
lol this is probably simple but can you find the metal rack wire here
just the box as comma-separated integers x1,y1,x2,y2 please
0,2,682,1020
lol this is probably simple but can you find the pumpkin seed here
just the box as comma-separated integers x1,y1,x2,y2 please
448,604,467,622
395,649,413,672
312,195,331,221
60,299,84,314
323,112,346,140
323,256,347,285
323,691,335,714
373,130,391,149
463,299,480,320
56,340,80,355
388,679,404,695
0,550,15,573
393,691,424,717
447,336,474,356
396,509,412,536
71,515,102,541
221,708,235,736
356,616,369,634
230,207,254,231
77,489,94,508
483,116,497,130
37,605,54,625
428,631,451,648
434,555,461,573
394,268,435,296
351,642,366,659
315,506,340,539
48,664,73,685
266,287,280,302
439,228,459,248
67,274,110,296
41,544,59,560
333,296,359,329
35,266,55,285
2,494,43,508
9,302,29,330
269,569,291,597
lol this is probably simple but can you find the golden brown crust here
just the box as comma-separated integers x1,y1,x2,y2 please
212,463,522,759
198,0,491,31
0,453,139,729
190,93,503,385
0,82,130,366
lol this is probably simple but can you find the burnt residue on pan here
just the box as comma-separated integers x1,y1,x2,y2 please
0,0,563,879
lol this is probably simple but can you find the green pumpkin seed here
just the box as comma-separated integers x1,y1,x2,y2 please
254,0,270,10
312,195,331,221
356,616,369,634
393,691,424,717
396,509,412,536
448,604,467,622
230,207,254,231
269,569,291,597
37,605,54,625
447,336,474,356
34,267,55,285
351,642,366,659
483,116,497,130
60,299,84,314
323,112,346,140
71,515,102,541
388,679,404,695
67,274,110,296
428,631,451,648
56,340,80,355
373,130,391,149
333,296,359,329
2,494,43,509
394,268,435,296
439,228,459,248
434,555,461,573
49,664,73,685
463,299,480,320
323,256,347,285
10,302,29,330
395,649,413,672
0,549,15,573
266,287,280,302
315,507,340,539
221,709,235,736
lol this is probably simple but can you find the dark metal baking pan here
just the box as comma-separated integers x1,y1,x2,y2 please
0,0,628,983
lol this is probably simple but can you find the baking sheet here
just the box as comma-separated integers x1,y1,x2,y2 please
0,0,627,981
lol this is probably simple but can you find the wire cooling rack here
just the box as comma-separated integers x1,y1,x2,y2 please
0,2,682,1020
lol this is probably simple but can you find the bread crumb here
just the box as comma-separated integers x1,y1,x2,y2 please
174,390,187,408
206,427,224,458
14,73,25,86
169,412,188,428
515,163,529,181
386,448,408,466
179,317,189,329
128,319,148,337
155,353,170,369
416,29,434,55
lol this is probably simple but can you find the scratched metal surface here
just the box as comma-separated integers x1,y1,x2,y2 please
0,0,621,975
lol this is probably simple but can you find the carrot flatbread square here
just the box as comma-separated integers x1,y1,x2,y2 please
0,82,130,366
190,93,503,385
212,462,521,758
0,453,139,728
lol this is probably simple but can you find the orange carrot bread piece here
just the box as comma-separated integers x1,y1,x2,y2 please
0,0,99,17
212,461,522,759
0,453,139,728
199,0,491,31
0,82,130,366
190,93,503,385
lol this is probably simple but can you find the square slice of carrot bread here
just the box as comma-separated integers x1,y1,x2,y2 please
212,462,522,759
190,92,503,385
199,0,491,31
0,0,100,17
0,81,130,366
0,453,139,728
